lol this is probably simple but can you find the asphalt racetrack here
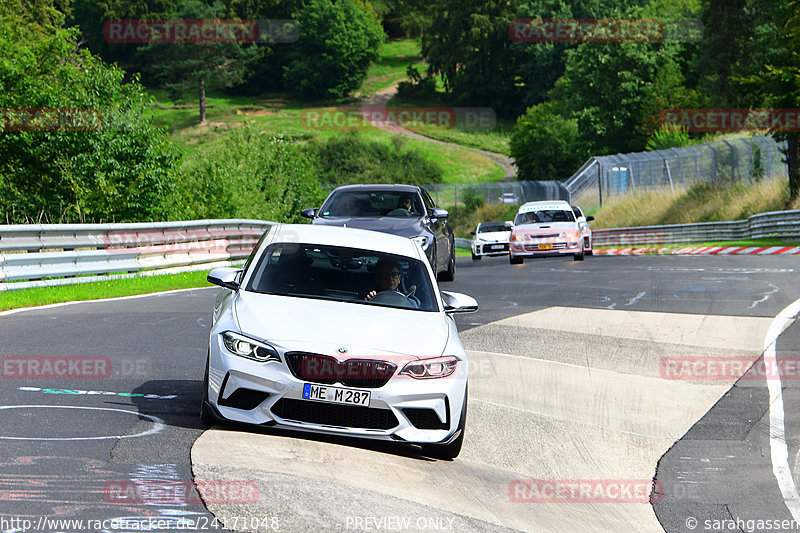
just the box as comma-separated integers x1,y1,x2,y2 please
1,254,799,532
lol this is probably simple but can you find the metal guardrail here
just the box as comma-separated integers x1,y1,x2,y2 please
593,210,800,246
0,220,274,289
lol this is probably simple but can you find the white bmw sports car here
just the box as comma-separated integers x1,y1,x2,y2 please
203,224,478,459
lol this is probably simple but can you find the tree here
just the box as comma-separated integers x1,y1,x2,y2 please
510,103,586,180
0,11,182,223
423,0,520,115
283,0,383,100
756,0,800,202
552,37,688,155
138,0,260,123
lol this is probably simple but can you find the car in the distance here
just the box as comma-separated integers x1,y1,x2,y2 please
571,205,595,256
509,200,586,264
499,192,520,204
302,184,456,281
470,221,512,260
203,224,478,459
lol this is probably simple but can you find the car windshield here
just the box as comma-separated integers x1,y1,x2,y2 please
514,209,575,225
246,243,438,312
478,223,509,233
319,191,422,218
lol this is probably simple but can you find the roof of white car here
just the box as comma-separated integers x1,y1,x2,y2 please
517,200,572,214
268,223,423,258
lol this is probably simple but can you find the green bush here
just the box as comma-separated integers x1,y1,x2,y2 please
510,103,586,181
283,0,384,100
645,124,690,151
177,127,326,222
310,131,443,185
0,17,182,223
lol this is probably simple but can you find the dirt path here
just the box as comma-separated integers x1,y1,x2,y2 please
357,83,517,181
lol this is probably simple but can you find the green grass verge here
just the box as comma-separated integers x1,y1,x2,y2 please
455,247,473,258
0,270,213,311
401,121,514,156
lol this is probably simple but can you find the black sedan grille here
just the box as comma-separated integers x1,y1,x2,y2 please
284,352,396,388
271,398,398,430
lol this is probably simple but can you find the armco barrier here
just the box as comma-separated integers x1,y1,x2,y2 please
593,209,800,246
0,220,274,289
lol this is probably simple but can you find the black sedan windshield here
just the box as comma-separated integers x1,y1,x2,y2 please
319,191,423,218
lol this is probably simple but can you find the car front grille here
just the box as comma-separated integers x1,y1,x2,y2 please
284,352,396,388
481,243,509,253
271,398,399,430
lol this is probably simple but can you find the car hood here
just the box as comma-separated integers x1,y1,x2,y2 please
514,222,577,234
234,292,449,359
313,216,426,239
475,231,510,242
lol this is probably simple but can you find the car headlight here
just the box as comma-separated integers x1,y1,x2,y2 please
512,234,525,242
400,356,460,379
572,231,580,239
221,331,280,362
559,232,566,238
412,236,430,249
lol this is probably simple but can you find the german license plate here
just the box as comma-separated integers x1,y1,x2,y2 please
302,383,371,406
539,243,553,250
490,245,505,250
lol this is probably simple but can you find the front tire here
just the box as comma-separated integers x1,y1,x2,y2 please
471,251,481,261
438,243,456,281
509,255,523,265
200,352,219,426
420,385,467,460
573,252,584,261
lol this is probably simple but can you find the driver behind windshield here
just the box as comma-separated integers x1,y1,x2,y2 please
364,260,402,302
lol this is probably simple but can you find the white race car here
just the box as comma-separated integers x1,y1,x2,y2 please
509,200,585,264
203,224,478,459
470,221,512,260
571,205,595,256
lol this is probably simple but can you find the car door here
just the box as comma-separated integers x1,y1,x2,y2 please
421,188,448,270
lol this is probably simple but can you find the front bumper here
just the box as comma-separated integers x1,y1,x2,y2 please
509,241,581,258
207,334,467,445
472,242,510,257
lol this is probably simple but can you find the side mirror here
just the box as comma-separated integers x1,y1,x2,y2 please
301,207,318,220
208,267,241,291
431,208,449,220
504,221,514,230
441,291,478,314
469,230,476,236
586,216,595,222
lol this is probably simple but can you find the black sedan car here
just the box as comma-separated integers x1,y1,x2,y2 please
302,184,456,281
